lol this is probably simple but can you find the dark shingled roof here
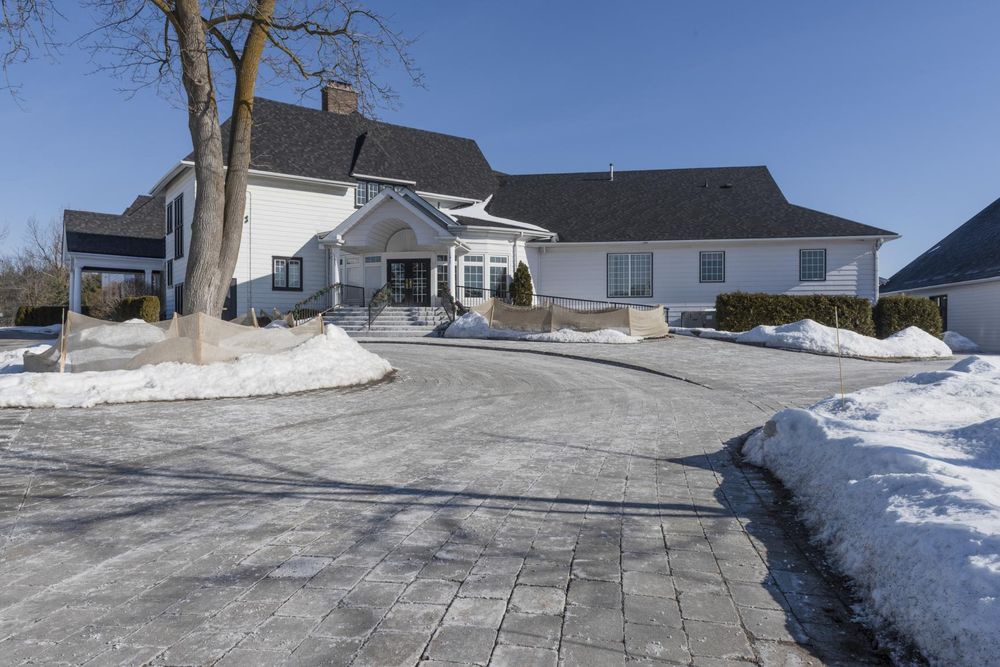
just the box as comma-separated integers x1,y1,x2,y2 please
64,195,165,258
883,196,1000,292
197,97,497,200
483,167,895,243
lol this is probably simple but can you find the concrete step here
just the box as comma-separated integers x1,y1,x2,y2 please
324,305,448,337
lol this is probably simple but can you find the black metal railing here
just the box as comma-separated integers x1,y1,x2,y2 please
291,283,366,320
368,283,391,328
454,284,663,314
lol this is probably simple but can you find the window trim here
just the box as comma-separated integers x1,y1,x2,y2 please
698,250,726,283
799,248,827,282
606,252,653,299
272,256,303,291
172,193,184,259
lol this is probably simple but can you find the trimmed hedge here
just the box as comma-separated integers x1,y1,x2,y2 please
14,305,67,327
116,296,161,323
874,295,942,339
716,292,875,336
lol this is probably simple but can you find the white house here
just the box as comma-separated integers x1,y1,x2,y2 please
882,197,1000,352
64,82,898,328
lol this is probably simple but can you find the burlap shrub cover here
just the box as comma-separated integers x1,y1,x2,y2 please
23,312,323,373
490,301,554,332
467,298,668,338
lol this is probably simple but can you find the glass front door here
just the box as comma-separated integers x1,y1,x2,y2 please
386,259,431,306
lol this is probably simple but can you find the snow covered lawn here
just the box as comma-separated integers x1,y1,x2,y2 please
744,356,1000,666
0,325,392,408
445,311,640,344
672,319,952,359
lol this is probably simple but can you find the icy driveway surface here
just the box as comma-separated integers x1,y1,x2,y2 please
0,337,951,666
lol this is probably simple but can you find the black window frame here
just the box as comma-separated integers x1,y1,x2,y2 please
172,193,184,259
166,259,174,287
799,248,827,282
272,256,304,291
166,200,174,235
606,252,653,298
929,294,948,331
173,283,184,315
699,250,726,283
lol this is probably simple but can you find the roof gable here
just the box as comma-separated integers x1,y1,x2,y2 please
202,98,497,200
883,197,1000,292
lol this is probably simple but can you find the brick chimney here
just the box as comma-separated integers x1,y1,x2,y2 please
322,81,358,114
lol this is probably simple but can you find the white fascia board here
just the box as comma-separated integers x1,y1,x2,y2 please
66,251,164,268
154,161,358,194
526,234,900,247
881,274,1000,293
416,190,480,204
458,224,555,239
350,172,417,186
149,161,193,195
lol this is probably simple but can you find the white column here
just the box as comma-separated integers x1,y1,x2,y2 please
70,260,82,313
331,246,342,307
447,244,456,296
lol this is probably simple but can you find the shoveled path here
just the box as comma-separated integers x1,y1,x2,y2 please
0,336,951,666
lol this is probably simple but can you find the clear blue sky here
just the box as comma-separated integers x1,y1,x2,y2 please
2,1,999,276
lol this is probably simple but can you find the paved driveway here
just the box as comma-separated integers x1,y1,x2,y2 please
0,337,950,666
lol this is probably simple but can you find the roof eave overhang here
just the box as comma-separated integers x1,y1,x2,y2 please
149,161,193,195
459,224,555,240
882,273,1000,293
526,234,900,247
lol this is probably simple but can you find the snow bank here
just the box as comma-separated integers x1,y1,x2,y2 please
0,324,61,335
0,345,53,375
944,331,981,354
444,311,639,344
0,325,392,408
744,356,1000,666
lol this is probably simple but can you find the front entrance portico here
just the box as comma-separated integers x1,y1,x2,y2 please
318,188,464,308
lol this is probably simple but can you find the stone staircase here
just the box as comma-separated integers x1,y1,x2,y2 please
323,305,449,337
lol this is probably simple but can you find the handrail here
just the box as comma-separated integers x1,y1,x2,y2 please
291,283,365,321
368,283,391,328
454,284,662,312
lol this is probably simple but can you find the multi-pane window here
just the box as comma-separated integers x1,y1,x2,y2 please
166,259,173,287
172,193,184,259
436,254,449,295
355,180,401,206
699,251,725,283
607,253,652,298
489,256,508,296
364,255,382,263
273,256,303,291
799,249,827,281
166,200,174,234
463,255,484,297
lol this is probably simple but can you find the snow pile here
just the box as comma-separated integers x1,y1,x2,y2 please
744,356,1000,666
944,331,981,354
445,311,639,344
735,319,952,358
0,345,53,375
0,324,61,335
670,326,738,341
0,325,392,408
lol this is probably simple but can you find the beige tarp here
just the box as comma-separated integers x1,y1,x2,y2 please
23,311,323,373
469,299,668,338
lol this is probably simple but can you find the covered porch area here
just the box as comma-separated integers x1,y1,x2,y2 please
66,252,164,314
318,188,465,309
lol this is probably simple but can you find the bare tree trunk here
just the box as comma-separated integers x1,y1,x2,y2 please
173,0,225,315
213,0,276,316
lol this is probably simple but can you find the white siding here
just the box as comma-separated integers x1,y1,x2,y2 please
232,176,355,315
530,239,879,323
163,171,196,315
888,280,1000,353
